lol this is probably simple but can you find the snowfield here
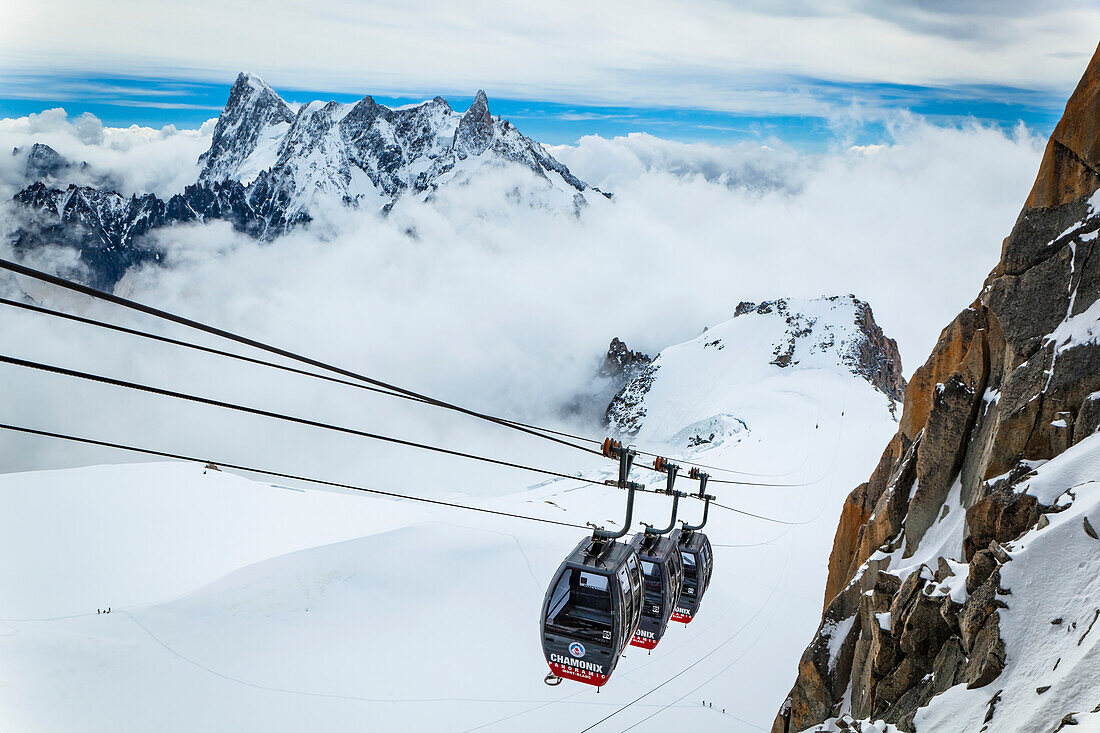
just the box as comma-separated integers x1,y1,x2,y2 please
0,306,900,732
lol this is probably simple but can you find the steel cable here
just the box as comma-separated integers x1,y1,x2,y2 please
0,260,817,481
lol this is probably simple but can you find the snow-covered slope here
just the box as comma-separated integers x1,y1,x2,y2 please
0,301,901,732
607,296,905,441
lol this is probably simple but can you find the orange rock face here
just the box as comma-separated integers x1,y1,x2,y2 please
775,39,1100,733
1026,42,1100,211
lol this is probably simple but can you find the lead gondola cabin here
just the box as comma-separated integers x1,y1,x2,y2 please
540,535,644,686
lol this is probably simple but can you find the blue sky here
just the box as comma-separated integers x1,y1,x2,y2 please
0,72,1071,149
2,0,1099,148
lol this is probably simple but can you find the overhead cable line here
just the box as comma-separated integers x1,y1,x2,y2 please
0,422,588,530
0,260,812,481
635,447,810,480
0,352,597,484
0,295,812,488
0,296,707,474
0,296,421,404
0,258,595,455
0,349,808,521
711,500,815,526
0,354,816,502
0,417,801,525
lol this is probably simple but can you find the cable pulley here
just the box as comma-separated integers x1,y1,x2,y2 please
642,456,682,536
590,440,642,543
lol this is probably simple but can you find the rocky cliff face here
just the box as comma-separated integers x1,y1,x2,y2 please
6,73,603,291
734,298,906,403
774,41,1100,733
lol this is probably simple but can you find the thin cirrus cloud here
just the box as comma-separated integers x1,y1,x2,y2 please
1,0,1099,132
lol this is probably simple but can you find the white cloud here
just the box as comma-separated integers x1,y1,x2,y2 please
0,109,215,198
549,132,806,194
0,114,1045,494
1,1,1098,114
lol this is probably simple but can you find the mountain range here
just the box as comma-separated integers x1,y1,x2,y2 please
4,73,604,291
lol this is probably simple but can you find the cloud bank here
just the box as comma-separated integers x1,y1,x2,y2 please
0,113,1045,496
0,109,215,198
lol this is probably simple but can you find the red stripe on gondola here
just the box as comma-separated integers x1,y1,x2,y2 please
548,662,610,687
671,610,694,623
629,634,659,650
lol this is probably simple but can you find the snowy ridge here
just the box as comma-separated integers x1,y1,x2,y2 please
197,73,295,186
606,295,904,442
195,77,605,221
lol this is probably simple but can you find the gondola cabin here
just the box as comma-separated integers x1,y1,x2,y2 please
540,535,644,687
671,531,713,624
630,529,684,650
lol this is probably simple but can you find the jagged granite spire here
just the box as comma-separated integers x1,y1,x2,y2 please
24,143,70,179
454,90,494,159
198,72,295,184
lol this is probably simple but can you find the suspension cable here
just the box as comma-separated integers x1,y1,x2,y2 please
0,296,729,474
0,416,801,525
0,261,811,480
0,258,595,455
0,296,604,443
0,298,813,488
0,422,588,529
711,500,814,526
0,352,598,484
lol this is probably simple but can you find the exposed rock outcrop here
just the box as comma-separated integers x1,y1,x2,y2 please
598,337,652,382
23,143,72,180
734,297,905,402
775,41,1100,733
602,338,656,435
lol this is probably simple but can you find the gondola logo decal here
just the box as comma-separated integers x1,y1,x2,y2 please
569,642,586,658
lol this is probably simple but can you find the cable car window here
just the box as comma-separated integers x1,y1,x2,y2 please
626,554,642,594
545,569,614,644
681,551,698,580
617,567,634,629
641,560,663,616
617,567,631,597
612,581,626,649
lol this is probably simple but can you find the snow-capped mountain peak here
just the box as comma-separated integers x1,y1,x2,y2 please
197,72,295,186
196,74,597,218
8,74,606,291
454,89,494,159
